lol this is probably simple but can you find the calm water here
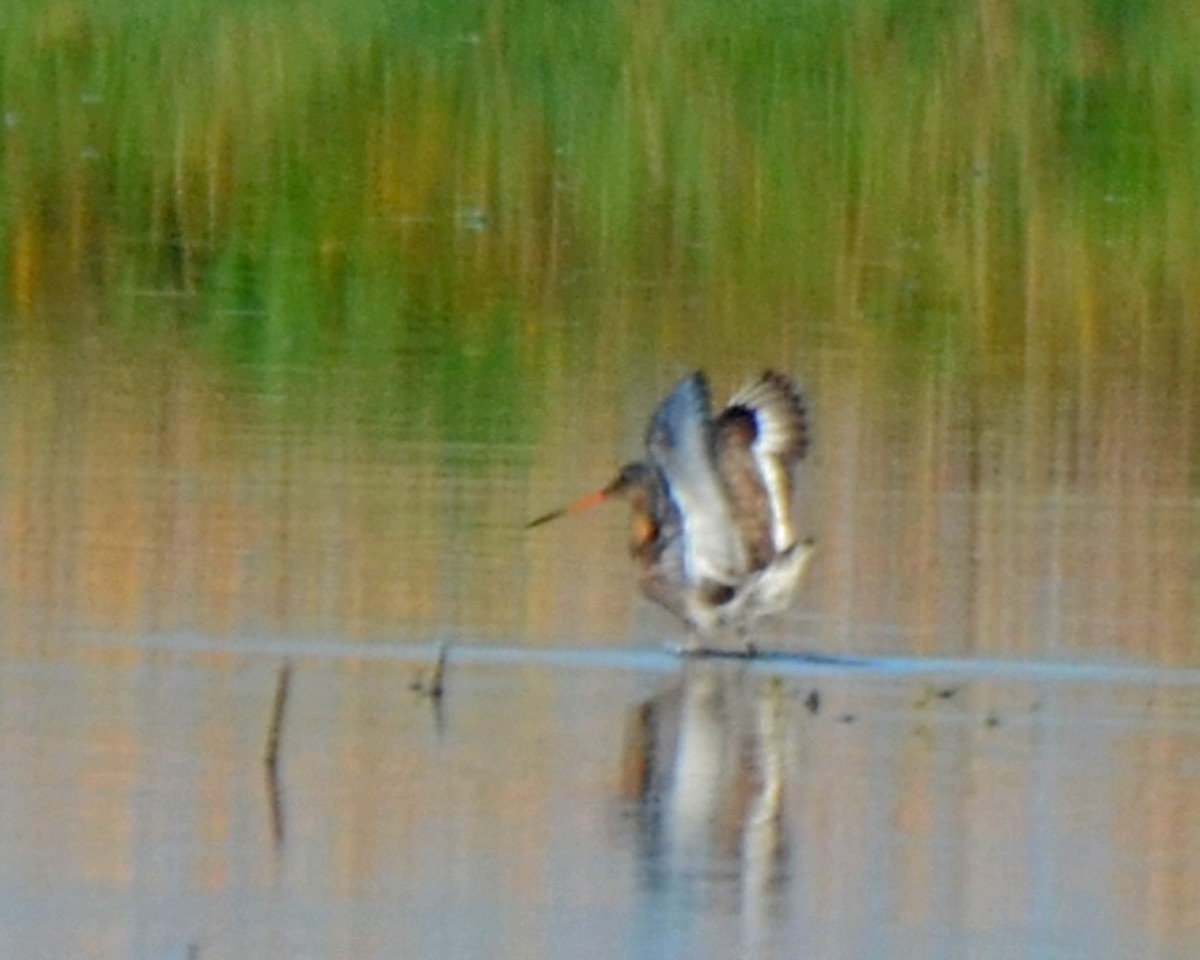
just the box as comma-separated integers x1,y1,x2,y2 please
2,2,1200,958
0,297,1195,959
1,641,1197,959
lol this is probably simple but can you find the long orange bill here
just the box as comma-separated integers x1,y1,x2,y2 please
526,487,612,529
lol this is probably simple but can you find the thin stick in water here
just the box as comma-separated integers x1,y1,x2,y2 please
428,641,448,699
265,659,293,770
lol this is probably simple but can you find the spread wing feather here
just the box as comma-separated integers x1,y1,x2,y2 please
645,373,748,585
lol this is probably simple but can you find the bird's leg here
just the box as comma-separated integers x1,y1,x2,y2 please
739,624,760,658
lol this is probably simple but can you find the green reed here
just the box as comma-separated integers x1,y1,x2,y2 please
1,0,1198,367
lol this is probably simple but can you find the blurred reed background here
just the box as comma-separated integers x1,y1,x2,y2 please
0,0,1195,659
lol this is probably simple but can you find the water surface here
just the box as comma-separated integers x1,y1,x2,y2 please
0,2,1198,957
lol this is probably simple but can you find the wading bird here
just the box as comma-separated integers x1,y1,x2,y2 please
528,371,813,648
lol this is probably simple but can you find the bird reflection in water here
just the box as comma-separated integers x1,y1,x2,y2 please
619,663,792,932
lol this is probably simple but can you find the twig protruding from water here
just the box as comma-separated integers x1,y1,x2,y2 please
265,659,293,771
409,642,449,700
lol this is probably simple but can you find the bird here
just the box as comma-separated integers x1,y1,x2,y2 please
528,370,814,647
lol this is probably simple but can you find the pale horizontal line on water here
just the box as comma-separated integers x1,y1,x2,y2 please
824,487,1200,511
63,630,1200,688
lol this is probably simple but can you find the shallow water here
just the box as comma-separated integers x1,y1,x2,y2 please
2,4,1200,957
0,240,1198,960
0,279,1197,960
1,638,1197,959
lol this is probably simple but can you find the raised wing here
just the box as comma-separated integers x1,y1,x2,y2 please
645,373,749,585
718,371,809,555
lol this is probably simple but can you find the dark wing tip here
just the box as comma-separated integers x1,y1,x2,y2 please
645,370,714,453
763,370,810,461
676,371,712,416
714,404,758,450
724,370,810,464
